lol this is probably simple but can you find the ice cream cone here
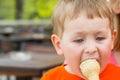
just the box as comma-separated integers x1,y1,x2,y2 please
80,59,100,80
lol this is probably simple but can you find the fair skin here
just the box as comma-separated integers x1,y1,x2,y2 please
51,12,117,79
113,51,120,64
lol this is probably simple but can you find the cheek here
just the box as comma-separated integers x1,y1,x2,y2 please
62,44,84,75
61,43,83,65
62,44,82,62
99,41,112,71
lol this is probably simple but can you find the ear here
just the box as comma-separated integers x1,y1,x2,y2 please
114,7,120,14
51,34,64,55
111,29,118,49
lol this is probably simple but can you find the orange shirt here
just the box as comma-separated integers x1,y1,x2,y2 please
40,64,120,80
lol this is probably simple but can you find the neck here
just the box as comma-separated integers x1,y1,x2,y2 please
113,50,120,65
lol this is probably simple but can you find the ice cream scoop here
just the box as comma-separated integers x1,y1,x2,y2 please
80,59,100,80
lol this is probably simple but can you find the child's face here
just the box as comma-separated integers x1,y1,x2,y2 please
51,13,116,77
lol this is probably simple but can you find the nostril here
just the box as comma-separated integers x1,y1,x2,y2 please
85,50,97,54
81,50,99,63
84,47,97,54
84,41,97,54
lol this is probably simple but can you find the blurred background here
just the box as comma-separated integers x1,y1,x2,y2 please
0,0,65,80
0,0,58,20
0,0,59,53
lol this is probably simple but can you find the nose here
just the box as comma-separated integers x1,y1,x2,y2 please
84,42,97,54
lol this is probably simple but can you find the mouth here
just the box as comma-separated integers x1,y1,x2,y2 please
81,58,100,64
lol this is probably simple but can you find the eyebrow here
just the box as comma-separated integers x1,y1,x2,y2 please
74,30,108,36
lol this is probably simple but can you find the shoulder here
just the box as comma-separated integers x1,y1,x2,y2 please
106,63,120,73
100,63,120,80
40,65,64,80
108,63,120,70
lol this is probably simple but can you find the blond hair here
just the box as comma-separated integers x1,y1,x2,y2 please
110,0,120,13
52,0,114,38
109,0,120,51
114,15,120,51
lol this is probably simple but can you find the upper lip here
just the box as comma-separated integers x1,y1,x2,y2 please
81,58,99,64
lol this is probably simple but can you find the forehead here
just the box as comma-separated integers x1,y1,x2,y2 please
52,0,113,38
64,13,110,32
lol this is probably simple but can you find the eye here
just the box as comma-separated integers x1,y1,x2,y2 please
96,37,105,41
74,39,84,43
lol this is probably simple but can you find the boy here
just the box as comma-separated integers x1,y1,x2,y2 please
40,0,120,80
